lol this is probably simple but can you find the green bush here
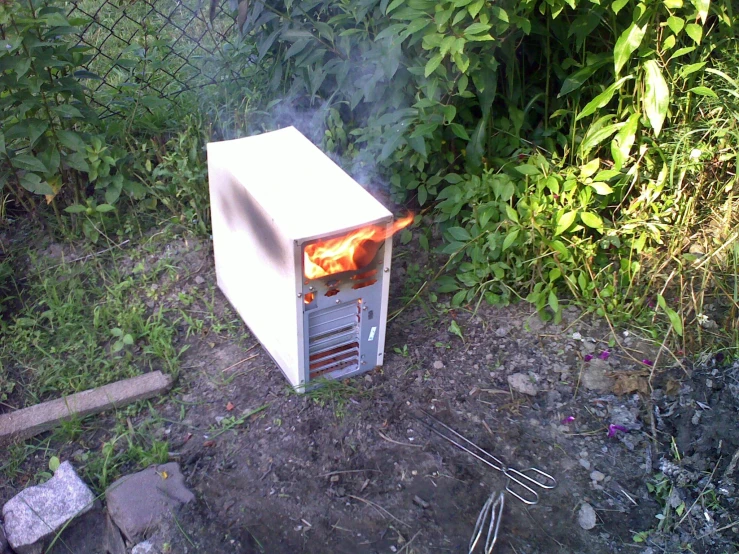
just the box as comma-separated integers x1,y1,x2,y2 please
238,0,737,342
0,0,145,228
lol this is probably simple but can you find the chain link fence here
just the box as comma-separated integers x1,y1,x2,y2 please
66,0,240,118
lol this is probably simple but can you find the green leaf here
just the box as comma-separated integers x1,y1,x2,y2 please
96,204,115,213
614,21,647,76
425,53,443,77
576,76,634,120
6,119,49,148
73,69,102,79
580,158,600,178
417,184,428,205
64,152,90,172
689,86,717,97
663,0,683,7
447,226,472,241
514,164,540,176
668,46,695,60
410,123,439,138
505,205,519,223
502,228,519,251
452,290,467,306
666,16,685,34
692,0,709,24
667,307,683,336
579,122,624,159
679,61,706,79
643,60,669,137
464,22,491,37
590,182,614,195
581,211,603,229
49,456,60,472
555,211,577,235
57,130,86,152
52,104,84,119
386,0,404,14
19,173,53,195
611,111,640,170
685,23,703,45
11,154,47,173
64,204,87,213
449,123,470,140
468,0,484,17
611,0,629,13
548,290,559,313
558,58,610,98
0,132,4,155
449,320,464,341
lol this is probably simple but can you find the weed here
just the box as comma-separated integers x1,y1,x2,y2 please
393,344,410,357
291,378,370,420
208,405,268,439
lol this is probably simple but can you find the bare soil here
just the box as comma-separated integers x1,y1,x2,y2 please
2,233,738,554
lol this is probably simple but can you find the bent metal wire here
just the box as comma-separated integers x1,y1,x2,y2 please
415,410,557,505
469,491,504,554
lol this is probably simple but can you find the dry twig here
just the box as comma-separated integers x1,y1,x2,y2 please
348,494,409,527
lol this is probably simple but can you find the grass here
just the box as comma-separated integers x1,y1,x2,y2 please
0,225,251,493
1,247,182,403
290,377,373,420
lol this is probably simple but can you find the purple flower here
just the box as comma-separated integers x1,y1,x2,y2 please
598,350,610,361
715,352,725,363
583,354,594,362
561,416,575,424
642,359,653,366
607,424,629,438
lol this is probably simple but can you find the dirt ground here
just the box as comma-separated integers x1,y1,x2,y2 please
2,233,739,553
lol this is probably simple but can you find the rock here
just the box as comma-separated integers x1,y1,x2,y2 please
105,463,194,543
1,522,8,553
579,459,591,470
46,503,107,554
132,540,158,554
580,359,614,392
578,503,597,530
507,373,538,396
2,461,94,554
590,471,605,482
432,360,444,369
105,513,127,554
194,275,205,285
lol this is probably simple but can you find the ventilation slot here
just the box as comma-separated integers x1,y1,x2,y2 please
308,302,360,378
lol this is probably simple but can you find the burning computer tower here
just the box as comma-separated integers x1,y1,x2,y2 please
207,127,409,389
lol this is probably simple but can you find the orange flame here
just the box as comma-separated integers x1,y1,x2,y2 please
304,214,413,279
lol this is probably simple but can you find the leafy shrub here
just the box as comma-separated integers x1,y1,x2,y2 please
0,0,144,228
237,0,736,342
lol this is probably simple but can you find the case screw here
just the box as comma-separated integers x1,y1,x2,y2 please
363,305,367,310
384,267,389,272
336,299,341,304
297,293,302,298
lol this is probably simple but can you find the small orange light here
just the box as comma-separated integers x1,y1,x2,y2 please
304,292,315,304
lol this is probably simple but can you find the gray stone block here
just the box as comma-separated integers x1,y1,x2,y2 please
2,461,95,554
105,463,194,543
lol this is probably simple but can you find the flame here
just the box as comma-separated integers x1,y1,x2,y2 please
304,214,413,279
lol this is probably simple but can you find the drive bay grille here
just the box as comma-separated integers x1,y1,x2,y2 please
308,301,360,377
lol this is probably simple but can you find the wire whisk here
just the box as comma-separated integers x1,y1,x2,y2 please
414,410,557,505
